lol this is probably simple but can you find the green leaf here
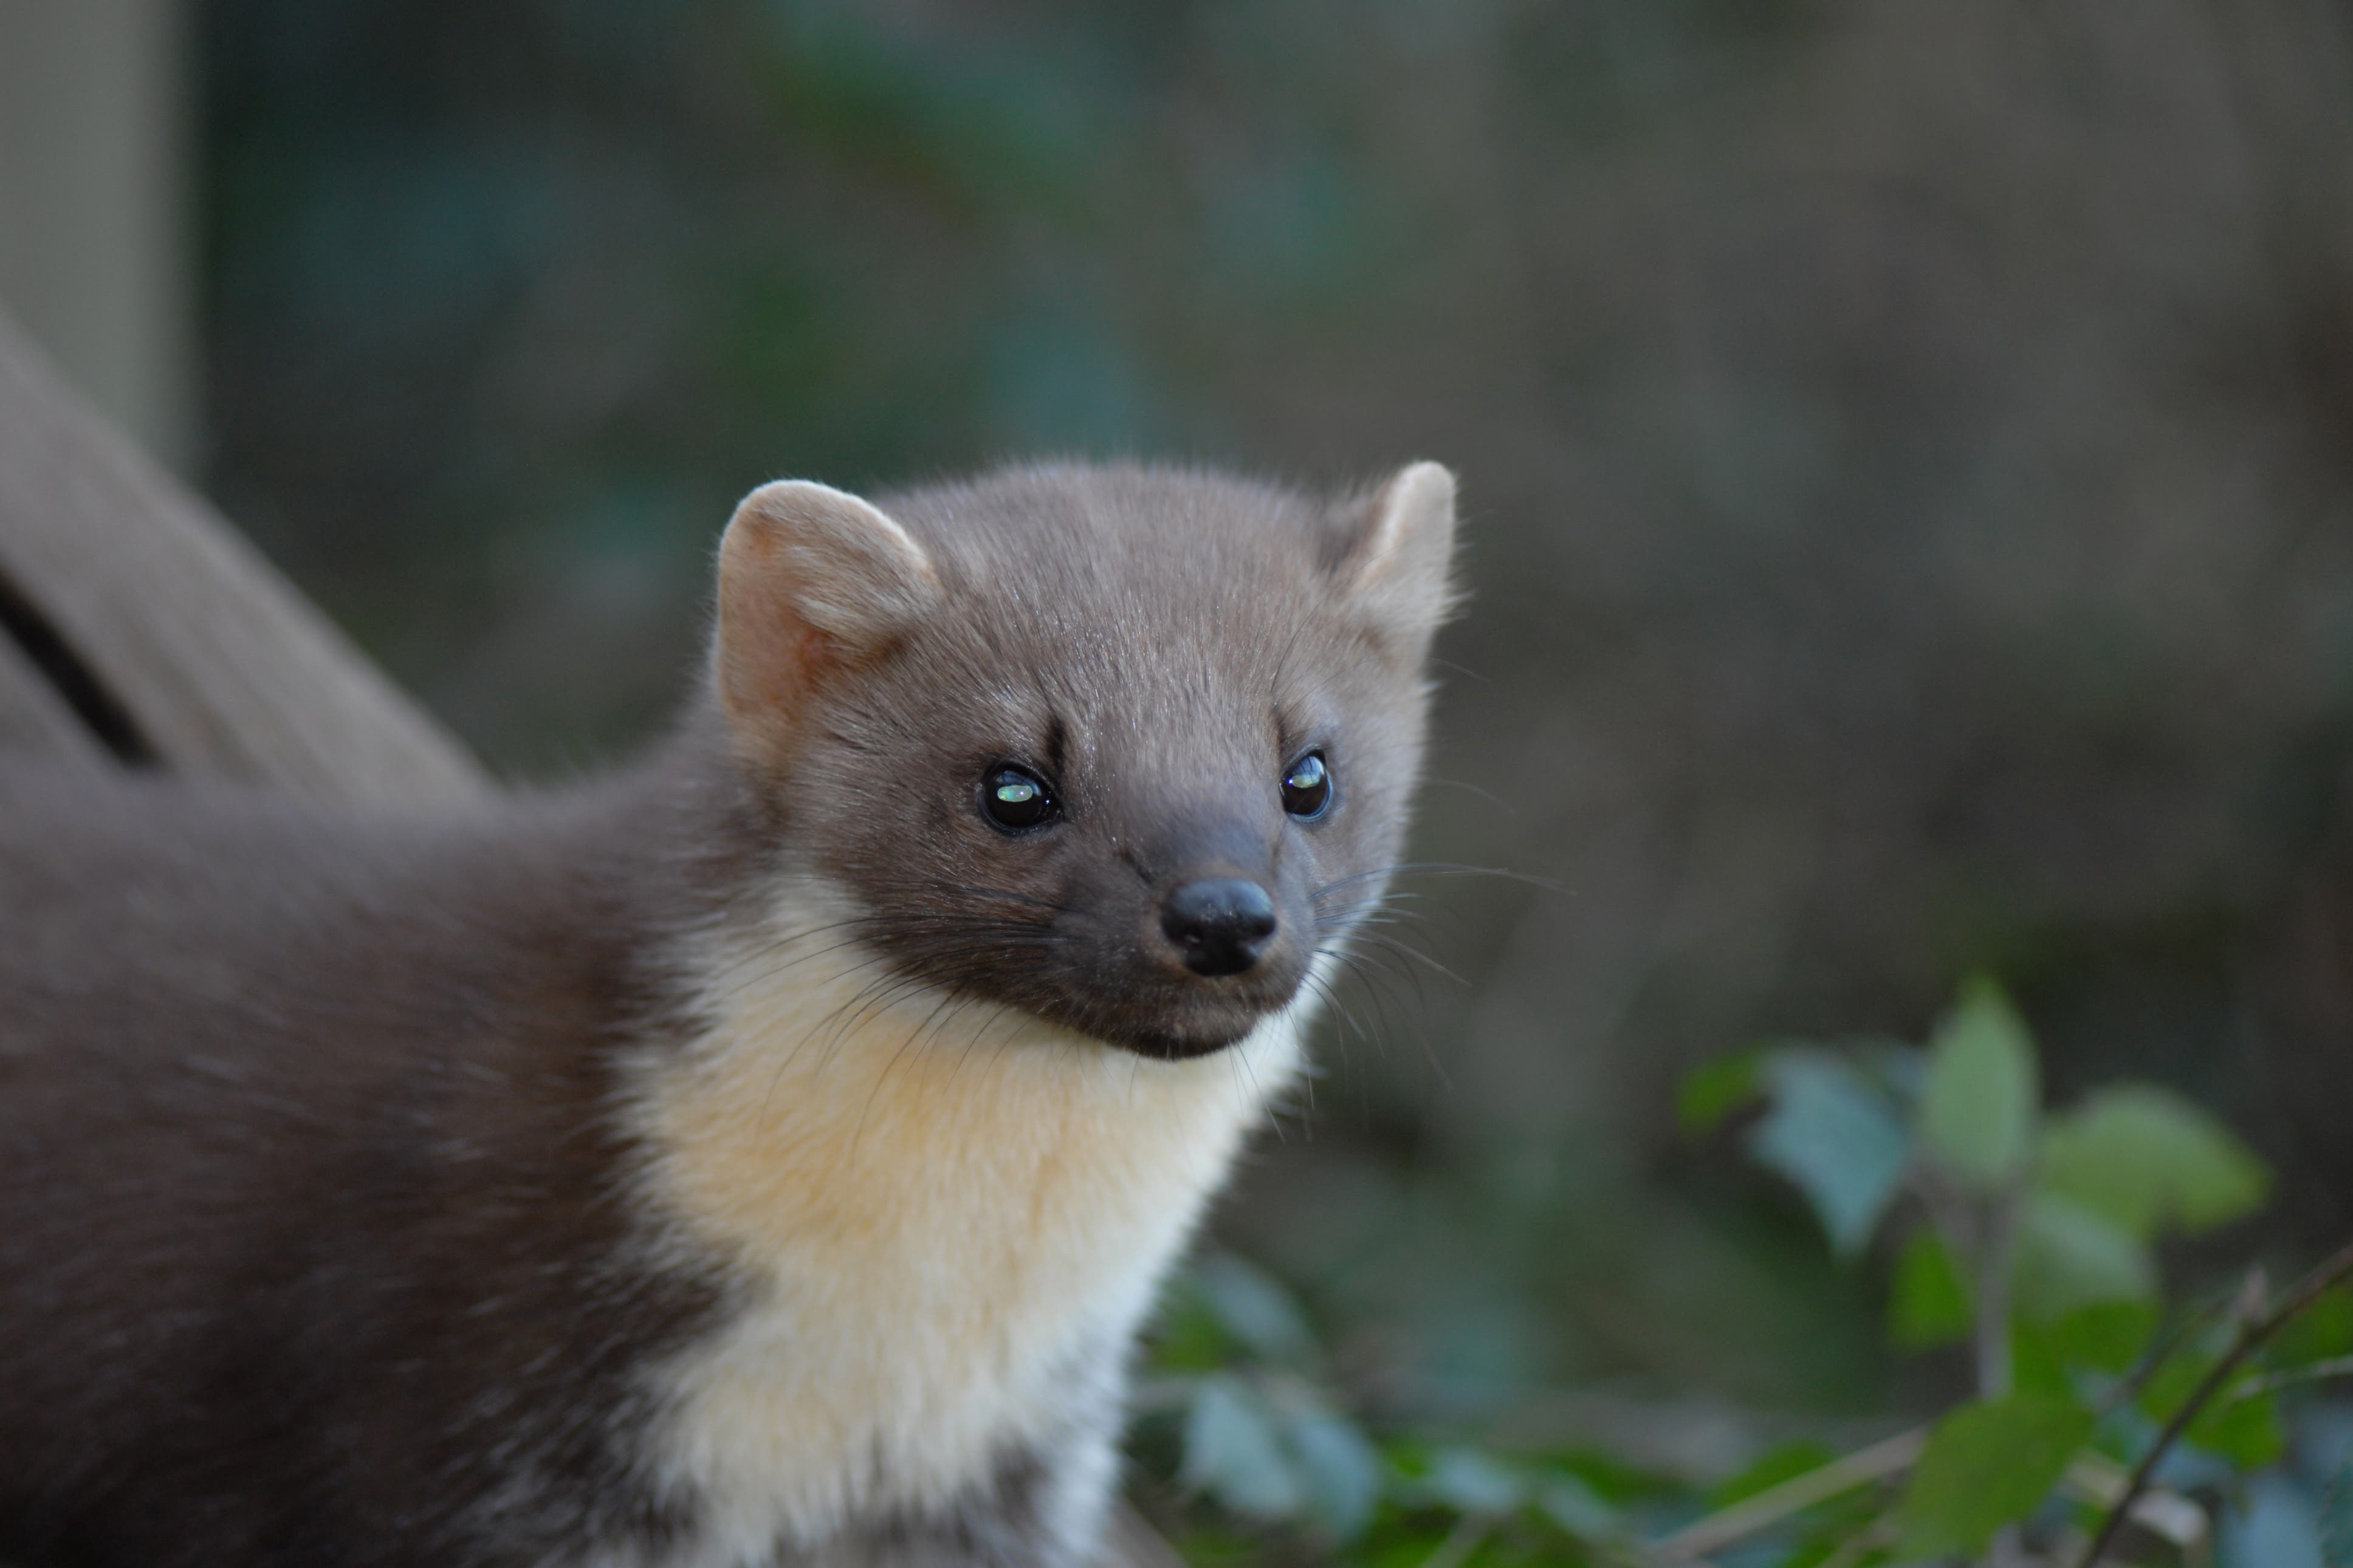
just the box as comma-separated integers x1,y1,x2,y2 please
1897,1394,2092,1558
1918,975,2040,1191
1189,1253,1318,1366
2038,1084,2270,1239
1183,1375,1302,1519
1412,1447,1527,1517
1149,1292,1239,1375
1276,1397,1383,1540
1857,1037,1929,1106
1678,1049,1764,1137
2010,1320,2073,1399
2322,1455,2353,1568
2013,1192,2157,1320
1360,1529,1464,1567
1745,1052,1912,1255
2193,1385,2284,1470
2276,1284,2353,1367
1534,1471,1620,1541
2046,1300,2160,1374
1888,1226,1973,1348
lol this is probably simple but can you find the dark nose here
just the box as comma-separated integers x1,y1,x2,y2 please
1158,878,1279,977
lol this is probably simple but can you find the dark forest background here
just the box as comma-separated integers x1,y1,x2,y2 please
194,0,2353,1451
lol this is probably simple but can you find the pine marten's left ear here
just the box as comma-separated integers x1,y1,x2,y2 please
1331,460,1461,656
715,479,941,754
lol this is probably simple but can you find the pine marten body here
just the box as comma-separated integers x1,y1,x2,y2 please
0,460,1459,1567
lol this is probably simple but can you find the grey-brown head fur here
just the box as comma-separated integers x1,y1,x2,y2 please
710,460,1458,1059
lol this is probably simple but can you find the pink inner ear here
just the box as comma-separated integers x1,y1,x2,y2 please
743,614,836,707
713,485,943,757
715,526,843,745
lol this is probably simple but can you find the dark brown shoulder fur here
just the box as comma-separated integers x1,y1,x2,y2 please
0,739,744,1566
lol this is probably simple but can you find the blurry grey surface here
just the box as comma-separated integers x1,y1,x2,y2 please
0,627,104,766
0,305,486,802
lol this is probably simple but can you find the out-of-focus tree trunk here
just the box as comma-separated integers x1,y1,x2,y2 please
0,0,191,470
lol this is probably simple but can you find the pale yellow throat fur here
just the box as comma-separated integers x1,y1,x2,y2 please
625,874,1310,1551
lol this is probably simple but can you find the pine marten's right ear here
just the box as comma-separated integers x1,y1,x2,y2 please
715,480,941,753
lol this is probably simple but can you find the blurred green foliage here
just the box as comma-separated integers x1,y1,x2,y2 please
1133,979,2353,1566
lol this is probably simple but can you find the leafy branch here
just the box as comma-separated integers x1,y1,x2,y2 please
1139,976,2353,1567
2074,1239,2353,1568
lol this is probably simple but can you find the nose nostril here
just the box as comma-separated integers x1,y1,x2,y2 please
1158,878,1279,976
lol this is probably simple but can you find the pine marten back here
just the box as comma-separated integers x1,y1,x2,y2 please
0,459,1460,1567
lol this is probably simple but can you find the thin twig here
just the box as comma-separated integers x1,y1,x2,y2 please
2228,1352,2353,1399
2059,1453,2208,1553
2092,1284,2237,1421
1963,1183,2023,1567
1651,1427,1926,1561
2075,1238,2353,1568
1976,1193,2020,1399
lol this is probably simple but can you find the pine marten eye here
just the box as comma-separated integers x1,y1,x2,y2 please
980,764,1059,832
1281,750,1333,820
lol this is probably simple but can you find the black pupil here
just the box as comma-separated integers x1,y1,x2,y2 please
1282,752,1331,817
984,767,1053,829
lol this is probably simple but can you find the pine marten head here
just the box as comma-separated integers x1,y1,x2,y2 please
708,462,1458,1060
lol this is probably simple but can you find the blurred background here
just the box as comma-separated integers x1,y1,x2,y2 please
9,0,2353,1498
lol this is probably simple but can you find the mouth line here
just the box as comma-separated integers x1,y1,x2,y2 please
1099,970,1304,1056
1110,1028,1252,1062
856,924,1302,1060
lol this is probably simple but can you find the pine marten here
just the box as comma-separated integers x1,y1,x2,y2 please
0,459,1460,1567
